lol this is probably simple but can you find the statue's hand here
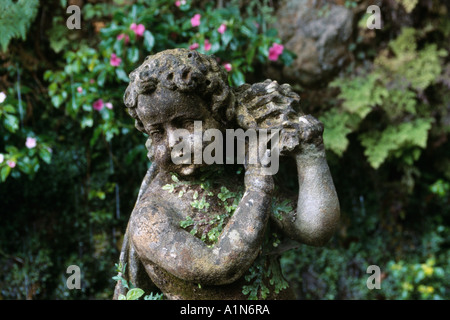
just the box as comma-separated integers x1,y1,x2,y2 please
296,114,324,147
235,80,322,156
276,114,324,157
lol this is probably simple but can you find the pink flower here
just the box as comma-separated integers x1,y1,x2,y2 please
110,53,122,67
204,39,211,52
77,86,83,93
175,0,186,6
218,23,226,34
130,23,145,37
90,79,95,84
117,33,130,44
223,63,232,72
268,43,284,61
25,137,37,149
105,102,113,109
191,14,201,27
7,160,16,168
189,43,199,50
93,99,104,111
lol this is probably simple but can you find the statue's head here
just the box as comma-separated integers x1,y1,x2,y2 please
124,48,235,176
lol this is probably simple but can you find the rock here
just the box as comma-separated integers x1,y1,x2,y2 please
268,0,354,87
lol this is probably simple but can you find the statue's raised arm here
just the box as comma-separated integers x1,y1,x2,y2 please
234,80,340,247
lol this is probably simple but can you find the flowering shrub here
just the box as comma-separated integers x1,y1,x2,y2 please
0,90,52,181
0,0,294,299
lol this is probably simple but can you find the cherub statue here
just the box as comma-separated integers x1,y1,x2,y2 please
113,48,339,300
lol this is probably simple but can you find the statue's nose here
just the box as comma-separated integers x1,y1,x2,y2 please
167,128,179,149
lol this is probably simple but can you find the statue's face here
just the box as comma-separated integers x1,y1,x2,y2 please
136,87,224,176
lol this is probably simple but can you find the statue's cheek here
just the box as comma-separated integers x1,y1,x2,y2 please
153,143,171,164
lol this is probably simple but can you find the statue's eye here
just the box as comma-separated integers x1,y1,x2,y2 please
150,128,163,138
182,119,195,129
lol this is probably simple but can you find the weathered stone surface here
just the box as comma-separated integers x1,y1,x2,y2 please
267,0,354,87
113,48,340,300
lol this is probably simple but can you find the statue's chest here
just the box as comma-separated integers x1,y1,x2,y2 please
153,172,245,245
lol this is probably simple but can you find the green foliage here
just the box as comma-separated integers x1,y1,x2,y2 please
242,235,290,300
396,0,418,13
242,256,270,300
281,221,449,300
322,27,447,169
429,179,450,198
0,0,39,52
360,118,433,169
0,245,53,299
319,109,354,157
384,256,446,299
271,198,293,221
176,179,243,245
112,263,163,300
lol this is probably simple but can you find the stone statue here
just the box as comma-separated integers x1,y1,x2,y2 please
113,48,340,300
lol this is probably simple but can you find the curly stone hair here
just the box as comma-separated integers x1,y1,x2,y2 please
123,48,235,133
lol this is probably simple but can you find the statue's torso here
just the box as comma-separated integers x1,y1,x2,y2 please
133,167,295,299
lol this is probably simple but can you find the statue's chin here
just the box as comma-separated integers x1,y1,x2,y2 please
178,165,196,176
174,163,205,176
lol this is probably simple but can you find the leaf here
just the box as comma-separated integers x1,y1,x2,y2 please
118,294,126,300
1,165,11,182
126,288,144,300
319,109,354,157
51,95,64,108
115,68,129,82
162,184,175,192
221,30,233,47
143,30,155,52
0,0,40,52
331,74,384,119
231,70,245,86
180,215,194,228
360,118,433,169
127,47,140,63
3,104,16,114
97,70,107,86
81,117,93,128
3,114,19,133
48,23,70,53
38,147,52,164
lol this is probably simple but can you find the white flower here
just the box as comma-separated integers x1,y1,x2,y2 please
26,137,37,149
0,92,6,103
0,154,4,163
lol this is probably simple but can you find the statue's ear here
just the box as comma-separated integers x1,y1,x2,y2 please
124,85,137,110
